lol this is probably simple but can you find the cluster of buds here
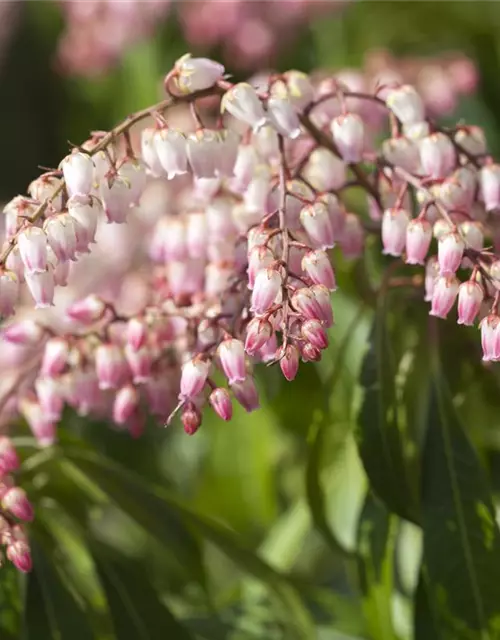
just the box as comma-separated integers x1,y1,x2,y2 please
0,52,498,572
0,437,32,573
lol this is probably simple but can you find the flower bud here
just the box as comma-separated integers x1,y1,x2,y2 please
420,133,456,179
41,337,69,377
480,314,500,361
331,113,364,163
244,318,273,356
126,318,147,352
438,231,465,276
221,83,267,130
429,275,459,319
174,54,224,94
2,487,34,522
0,438,19,475
209,388,233,421
405,218,432,265
302,148,346,192
267,97,301,139
95,344,129,390
18,227,48,274
454,125,487,157
382,208,411,257
257,332,278,363
278,70,314,110
218,339,246,384
125,345,153,384
247,245,274,290
67,194,100,245
243,164,272,213
385,85,425,125
311,284,334,327
113,385,140,425
0,271,18,318
181,404,202,435
301,342,322,362
20,397,56,447
28,173,64,209
231,377,260,413
7,540,32,573
25,267,54,309
35,377,64,422
154,128,188,180
43,214,77,262
251,268,282,314
301,319,328,350
302,250,336,290
300,202,335,250
3,319,43,345
67,294,106,324
480,164,500,212
61,152,94,197
179,358,210,400
280,344,300,381
457,281,483,326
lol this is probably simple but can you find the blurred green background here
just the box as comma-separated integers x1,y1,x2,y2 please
4,2,500,639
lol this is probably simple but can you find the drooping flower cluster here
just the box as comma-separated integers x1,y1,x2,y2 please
0,52,498,571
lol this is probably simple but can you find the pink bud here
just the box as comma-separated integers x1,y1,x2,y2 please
247,246,274,290
438,231,465,276
267,97,301,139
174,54,224,94
209,388,233,421
300,202,335,250
2,487,33,522
280,344,299,381
302,250,336,290
41,337,69,377
95,344,129,390
65,369,101,416
420,133,456,179
303,148,346,192
257,332,278,363
67,194,100,245
7,540,32,573
0,271,19,317
231,377,260,413
251,268,282,314
61,152,94,196
457,281,483,326
181,404,202,435
3,319,44,345
25,267,55,309
385,85,425,125
382,208,411,257
429,275,459,319
331,113,365,163
179,358,210,400
480,314,500,361
301,319,329,350
221,83,267,130
480,164,500,212
339,213,365,259
218,339,246,384
125,345,153,383
244,318,272,356
35,377,64,422
154,128,188,180
0,437,19,475
302,342,322,362
126,318,147,351
43,214,77,262
311,284,334,328
113,385,140,425
405,219,432,265
66,294,106,324
18,227,48,274
187,129,220,179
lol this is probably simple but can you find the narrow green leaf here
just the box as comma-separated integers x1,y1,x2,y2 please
414,569,441,640
90,541,195,640
62,447,316,640
23,538,94,640
421,375,500,639
356,295,419,523
0,563,22,639
356,493,398,640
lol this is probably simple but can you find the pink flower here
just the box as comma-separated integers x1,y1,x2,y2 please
7,540,32,573
95,344,130,390
480,314,500,361
0,437,20,475
113,385,139,425
251,268,282,314
420,132,456,179
331,113,365,163
2,487,34,522
218,339,246,384
382,208,411,257
457,281,483,326
41,338,69,377
25,268,55,309
18,227,48,274
174,54,225,94
0,271,19,318
231,376,260,412
67,295,106,324
438,231,465,276
280,344,300,381
221,83,267,130
267,97,301,139
154,128,188,179
301,319,329,350
244,318,272,355
179,358,210,399
300,202,335,250
429,275,459,319
302,250,336,290
386,85,425,125
480,164,500,212
405,218,432,265
61,151,94,197
209,388,233,421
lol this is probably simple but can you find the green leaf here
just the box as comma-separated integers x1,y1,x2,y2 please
420,374,500,639
0,563,22,639
414,569,441,640
23,538,95,640
61,447,316,640
356,294,419,523
356,493,398,640
90,541,195,640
